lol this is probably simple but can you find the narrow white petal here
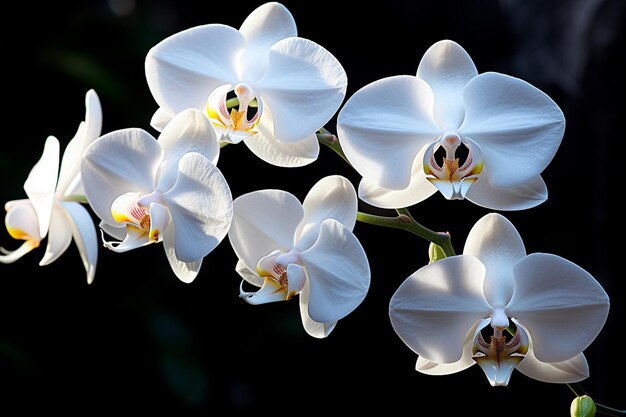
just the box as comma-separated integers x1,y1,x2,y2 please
295,175,357,250
228,189,303,273
145,24,243,117
417,40,478,130
238,2,297,81
466,174,548,211
24,136,59,238
162,153,232,262
162,224,202,283
150,107,174,132
61,201,98,284
459,72,565,188
57,89,103,196
243,106,319,167
389,255,491,363
39,206,72,266
357,144,437,209
156,109,220,192
254,37,347,143
415,319,486,375
508,253,610,363
299,282,336,338
299,219,370,323
81,129,162,225
337,75,439,190
463,213,526,308
0,241,39,263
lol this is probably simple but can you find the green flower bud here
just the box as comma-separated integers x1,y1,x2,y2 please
428,242,447,264
570,395,596,417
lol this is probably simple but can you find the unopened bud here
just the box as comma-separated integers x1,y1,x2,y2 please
570,395,596,417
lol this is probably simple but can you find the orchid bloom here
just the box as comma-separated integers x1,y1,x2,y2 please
80,109,233,283
145,2,347,167
1,90,101,283
228,175,370,338
389,213,609,386
337,40,565,211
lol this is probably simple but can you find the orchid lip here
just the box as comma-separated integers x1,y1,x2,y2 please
206,83,263,143
423,133,484,200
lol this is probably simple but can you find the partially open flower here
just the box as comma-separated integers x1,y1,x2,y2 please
389,213,609,386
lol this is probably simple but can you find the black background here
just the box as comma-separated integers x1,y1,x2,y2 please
1,0,624,413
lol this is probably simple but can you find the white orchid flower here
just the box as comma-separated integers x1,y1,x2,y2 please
80,109,233,283
228,175,370,338
389,213,609,386
1,90,101,283
145,2,347,167
337,40,565,210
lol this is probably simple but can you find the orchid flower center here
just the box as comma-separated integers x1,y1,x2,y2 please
472,311,529,387
206,83,263,143
423,131,484,200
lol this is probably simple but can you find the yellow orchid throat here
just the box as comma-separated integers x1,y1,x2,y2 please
206,83,263,142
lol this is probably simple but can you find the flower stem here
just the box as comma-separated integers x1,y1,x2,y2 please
316,128,351,165
356,208,455,257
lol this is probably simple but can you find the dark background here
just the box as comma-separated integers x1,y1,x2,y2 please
1,0,624,413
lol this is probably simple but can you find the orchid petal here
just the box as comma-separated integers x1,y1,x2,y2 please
389,255,491,363
415,319,488,375
58,89,102,197
162,223,202,283
236,260,264,287
508,253,610,363
238,2,297,82
150,107,174,132
0,202,41,263
417,40,477,130
145,24,243,120
337,75,439,190
39,206,72,266
357,144,437,208
147,202,170,243
299,219,370,323
254,37,347,143
162,153,232,263
99,220,126,241
463,213,526,308
459,72,565,188
517,350,589,383
299,282,336,338
239,277,286,305
61,201,98,284
156,109,220,192
81,128,163,225
103,224,152,253
286,262,307,299
24,136,59,238
243,105,319,167
229,189,303,273
295,175,357,250
466,174,548,211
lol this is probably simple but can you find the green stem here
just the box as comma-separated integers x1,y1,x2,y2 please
356,209,455,257
316,128,351,165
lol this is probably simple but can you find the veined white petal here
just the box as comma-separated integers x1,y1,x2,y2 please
337,75,439,190
299,282,336,338
145,24,244,119
415,318,487,375
163,223,202,283
162,153,232,263
150,107,174,132
58,89,103,196
254,37,347,143
243,106,319,167
463,213,526,308
236,259,264,287
417,40,478,130
389,255,491,363
24,136,59,238
295,175,357,250
508,253,610,363
459,72,565,188
465,173,548,211
228,189,303,273
299,219,370,323
238,2,297,82
61,201,98,284
156,109,220,192
0,201,41,263
39,206,72,266
81,128,163,225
